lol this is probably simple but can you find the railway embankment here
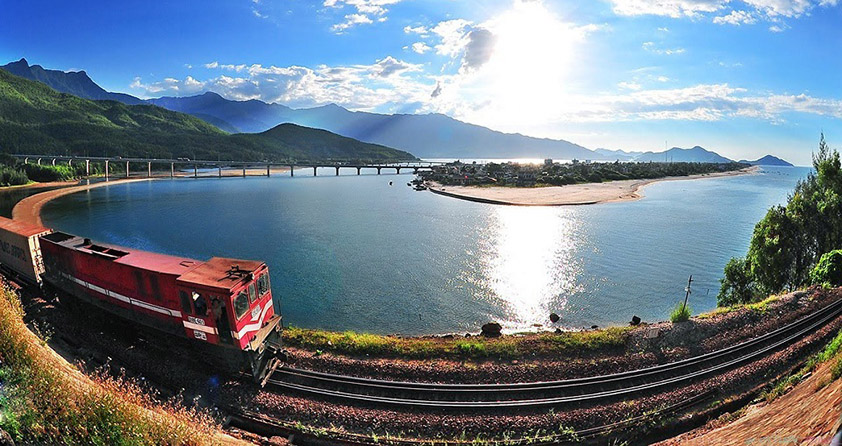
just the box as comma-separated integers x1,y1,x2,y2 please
0,282,248,445
281,289,829,384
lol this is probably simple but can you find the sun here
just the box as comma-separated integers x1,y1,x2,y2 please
460,1,588,130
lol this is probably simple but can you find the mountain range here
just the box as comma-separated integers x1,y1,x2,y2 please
738,155,794,166
0,68,413,161
0,58,794,166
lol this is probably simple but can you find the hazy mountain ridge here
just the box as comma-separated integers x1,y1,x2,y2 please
149,93,597,160
0,69,414,161
633,146,733,163
738,155,794,166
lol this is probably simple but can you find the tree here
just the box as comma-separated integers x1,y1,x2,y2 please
717,257,757,306
747,205,800,294
810,250,842,288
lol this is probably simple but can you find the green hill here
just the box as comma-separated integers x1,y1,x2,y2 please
0,69,415,162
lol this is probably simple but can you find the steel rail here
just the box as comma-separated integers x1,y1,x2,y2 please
266,298,842,409
226,390,715,446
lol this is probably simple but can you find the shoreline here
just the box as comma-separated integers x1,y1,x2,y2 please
427,166,760,206
11,167,294,227
12,178,153,226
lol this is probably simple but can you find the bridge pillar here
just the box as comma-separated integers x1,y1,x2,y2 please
396,167,401,174
105,160,109,180
126,161,130,178
37,158,41,166
194,164,198,178
356,167,361,175
68,159,73,167
313,166,317,176
242,165,246,177
218,166,222,177
85,159,90,176
147,161,151,177
23,157,28,164
170,163,174,178
377,167,381,175
290,165,294,177
335,166,340,176
52,158,56,166
413,167,419,174
267,164,271,177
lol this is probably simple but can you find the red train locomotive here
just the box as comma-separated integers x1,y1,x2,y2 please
0,216,284,384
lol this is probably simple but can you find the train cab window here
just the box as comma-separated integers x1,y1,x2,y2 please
234,290,249,320
192,291,207,316
248,283,257,304
179,290,192,315
257,274,270,296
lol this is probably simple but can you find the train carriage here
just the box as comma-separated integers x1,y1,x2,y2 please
0,217,52,284
0,215,284,384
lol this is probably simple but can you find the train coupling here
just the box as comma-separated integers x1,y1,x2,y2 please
247,314,288,387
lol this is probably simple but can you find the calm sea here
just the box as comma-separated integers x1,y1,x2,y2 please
41,166,810,335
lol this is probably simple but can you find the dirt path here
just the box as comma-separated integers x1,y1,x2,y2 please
656,360,842,445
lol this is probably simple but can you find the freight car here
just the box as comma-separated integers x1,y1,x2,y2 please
0,216,284,384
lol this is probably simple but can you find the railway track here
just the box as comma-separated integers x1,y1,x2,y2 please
266,297,842,410
227,389,715,446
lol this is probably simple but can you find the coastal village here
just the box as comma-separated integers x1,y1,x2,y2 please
416,159,749,188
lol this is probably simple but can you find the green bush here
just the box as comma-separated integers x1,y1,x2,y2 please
717,257,758,306
21,164,76,182
810,250,842,288
670,302,691,323
0,166,29,186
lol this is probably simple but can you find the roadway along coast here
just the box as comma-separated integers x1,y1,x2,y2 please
427,165,759,206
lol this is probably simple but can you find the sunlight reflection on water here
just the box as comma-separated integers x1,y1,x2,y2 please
483,206,584,330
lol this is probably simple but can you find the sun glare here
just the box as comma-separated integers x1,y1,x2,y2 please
467,1,582,129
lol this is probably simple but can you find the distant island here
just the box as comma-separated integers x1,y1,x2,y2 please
419,160,756,206
738,155,794,166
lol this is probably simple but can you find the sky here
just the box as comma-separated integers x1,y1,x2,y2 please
1,0,841,165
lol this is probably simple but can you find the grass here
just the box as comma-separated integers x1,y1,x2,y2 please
670,303,691,323
0,284,242,445
697,294,783,320
762,328,842,402
282,326,632,360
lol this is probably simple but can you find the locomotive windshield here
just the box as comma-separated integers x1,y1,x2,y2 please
257,274,270,297
234,290,249,319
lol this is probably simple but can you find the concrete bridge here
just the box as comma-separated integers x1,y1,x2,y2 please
11,155,442,179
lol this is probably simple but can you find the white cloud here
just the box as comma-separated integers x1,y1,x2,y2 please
332,13,373,31
324,0,402,32
642,41,686,55
403,25,428,36
619,81,643,90
410,42,431,54
131,57,429,111
608,0,836,30
430,19,474,57
713,9,757,24
609,0,727,18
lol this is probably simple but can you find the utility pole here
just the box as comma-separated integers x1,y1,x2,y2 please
682,275,693,313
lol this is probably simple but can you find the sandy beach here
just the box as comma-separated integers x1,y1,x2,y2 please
427,166,759,206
